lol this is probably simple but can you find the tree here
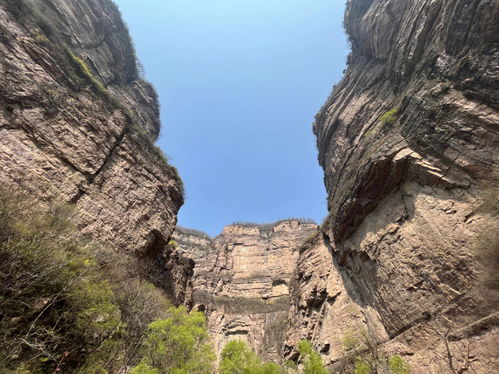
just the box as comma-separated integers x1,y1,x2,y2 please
0,189,178,373
0,190,123,373
220,340,280,374
297,340,328,374
132,306,215,374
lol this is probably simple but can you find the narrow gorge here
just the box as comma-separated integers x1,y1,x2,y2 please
0,0,497,373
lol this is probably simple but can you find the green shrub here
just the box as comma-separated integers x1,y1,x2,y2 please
260,363,282,374
354,357,370,374
33,31,49,43
342,327,411,374
0,189,171,372
132,306,215,374
220,340,280,374
380,108,398,125
388,355,410,374
130,362,160,374
67,50,108,97
0,190,120,371
297,340,328,374
284,360,298,370
342,330,358,351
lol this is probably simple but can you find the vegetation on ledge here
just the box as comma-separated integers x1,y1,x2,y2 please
379,108,398,125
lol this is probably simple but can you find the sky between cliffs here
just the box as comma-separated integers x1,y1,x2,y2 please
114,0,349,236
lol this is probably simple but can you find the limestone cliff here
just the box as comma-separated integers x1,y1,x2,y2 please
0,0,183,255
173,220,318,362
285,0,499,373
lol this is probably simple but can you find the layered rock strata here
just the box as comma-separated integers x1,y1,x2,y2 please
286,0,499,373
0,0,183,254
173,220,318,362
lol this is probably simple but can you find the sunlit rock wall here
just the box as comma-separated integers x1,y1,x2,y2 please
0,0,183,255
285,0,499,372
174,220,318,362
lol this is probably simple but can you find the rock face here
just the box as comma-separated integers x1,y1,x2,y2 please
2,0,498,372
286,0,499,373
173,220,318,362
0,0,183,254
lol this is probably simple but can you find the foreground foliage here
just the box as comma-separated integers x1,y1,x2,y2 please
220,341,281,374
0,190,172,373
130,306,215,374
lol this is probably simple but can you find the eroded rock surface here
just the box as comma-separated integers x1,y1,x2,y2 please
286,0,499,372
174,220,318,362
0,0,183,254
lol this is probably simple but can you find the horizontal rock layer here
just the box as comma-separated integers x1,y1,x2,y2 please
286,0,499,372
0,0,183,254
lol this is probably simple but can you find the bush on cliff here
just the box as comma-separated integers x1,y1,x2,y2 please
0,189,171,373
344,328,410,374
297,340,328,374
220,340,281,374
380,108,398,125
387,355,410,374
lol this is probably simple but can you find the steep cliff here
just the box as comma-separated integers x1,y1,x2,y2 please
173,220,318,362
0,0,183,255
286,0,498,373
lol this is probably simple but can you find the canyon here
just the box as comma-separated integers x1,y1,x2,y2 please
0,0,497,373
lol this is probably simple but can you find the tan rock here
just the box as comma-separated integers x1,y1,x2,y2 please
174,220,318,362
287,0,499,372
0,1,183,255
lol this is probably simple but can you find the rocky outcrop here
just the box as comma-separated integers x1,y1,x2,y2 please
0,0,183,255
173,220,318,362
286,0,499,372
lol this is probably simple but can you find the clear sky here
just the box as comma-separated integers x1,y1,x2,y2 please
113,0,349,236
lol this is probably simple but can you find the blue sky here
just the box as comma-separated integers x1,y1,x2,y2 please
114,0,349,236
